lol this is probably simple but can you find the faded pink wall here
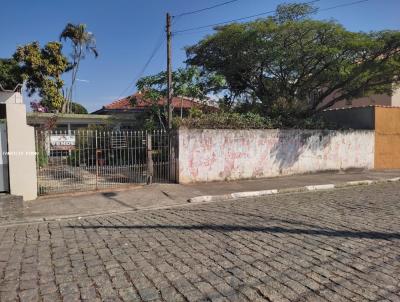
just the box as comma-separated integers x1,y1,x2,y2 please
178,128,375,183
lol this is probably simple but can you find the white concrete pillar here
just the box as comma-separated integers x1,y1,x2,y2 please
0,91,37,200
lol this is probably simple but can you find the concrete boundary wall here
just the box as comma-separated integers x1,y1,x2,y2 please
178,128,375,183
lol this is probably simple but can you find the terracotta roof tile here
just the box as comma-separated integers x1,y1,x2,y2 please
105,93,215,110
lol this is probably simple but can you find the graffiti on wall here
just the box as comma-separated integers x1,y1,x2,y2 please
178,129,375,183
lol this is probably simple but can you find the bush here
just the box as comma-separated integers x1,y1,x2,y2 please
174,112,275,129
174,110,336,130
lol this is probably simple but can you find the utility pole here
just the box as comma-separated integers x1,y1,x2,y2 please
166,13,176,183
166,13,173,130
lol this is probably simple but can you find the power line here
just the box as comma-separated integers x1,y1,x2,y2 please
173,29,215,36
174,9,277,34
319,0,371,12
173,0,240,18
174,0,372,35
174,0,320,34
115,31,165,100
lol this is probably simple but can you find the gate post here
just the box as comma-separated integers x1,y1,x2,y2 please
0,90,37,200
169,130,177,182
146,132,153,184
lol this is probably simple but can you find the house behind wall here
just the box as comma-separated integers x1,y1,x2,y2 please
324,86,400,109
323,106,400,169
26,112,138,131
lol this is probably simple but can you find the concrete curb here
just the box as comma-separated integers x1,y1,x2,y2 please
1,175,399,227
188,177,400,203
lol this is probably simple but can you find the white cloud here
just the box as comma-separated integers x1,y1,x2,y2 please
76,78,90,83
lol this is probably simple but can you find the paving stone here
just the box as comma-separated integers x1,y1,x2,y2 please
19,288,39,302
118,287,140,302
42,293,62,302
1,183,400,301
137,287,160,301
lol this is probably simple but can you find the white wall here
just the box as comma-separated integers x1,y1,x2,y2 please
0,91,37,200
391,86,400,107
0,91,23,104
6,103,38,200
178,128,375,183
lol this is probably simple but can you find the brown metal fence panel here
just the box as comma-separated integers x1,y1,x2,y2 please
35,129,176,195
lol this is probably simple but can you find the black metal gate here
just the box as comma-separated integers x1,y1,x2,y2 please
35,129,177,195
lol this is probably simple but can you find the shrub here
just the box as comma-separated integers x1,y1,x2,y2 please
174,112,275,129
174,111,335,130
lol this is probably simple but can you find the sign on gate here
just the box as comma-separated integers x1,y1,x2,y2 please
50,134,76,150
36,129,176,195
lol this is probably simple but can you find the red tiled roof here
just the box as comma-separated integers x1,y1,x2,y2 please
105,93,213,110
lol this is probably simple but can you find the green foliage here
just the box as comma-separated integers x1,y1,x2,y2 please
70,102,88,114
273,2,317,23
0,58,23,90
143,117,158,131
175,111,275,129
188,107,204,119
137,66,225,101
136,66,226,128
60,23,98,113
86,124,113,132
186,3,400,124
176,111,333,130
13,41,69,111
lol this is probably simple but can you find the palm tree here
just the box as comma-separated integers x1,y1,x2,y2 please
60,23,98,113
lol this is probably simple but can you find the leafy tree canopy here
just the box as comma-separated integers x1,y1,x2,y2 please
136,66,225,102
136,66,225,129
60,23,98,113
31,100,87,114
186,3,400,121
0,58,23,91
13,41,69,111
70,102,88,114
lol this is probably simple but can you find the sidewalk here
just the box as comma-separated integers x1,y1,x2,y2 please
14,169,400,224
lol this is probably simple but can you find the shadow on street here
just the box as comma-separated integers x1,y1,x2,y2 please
67,223,400,240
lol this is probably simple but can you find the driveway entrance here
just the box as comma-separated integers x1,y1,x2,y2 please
35,129,177,195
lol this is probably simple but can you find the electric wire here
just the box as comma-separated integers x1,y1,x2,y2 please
115,31,165,100
173,0,241,18
174,0,372,34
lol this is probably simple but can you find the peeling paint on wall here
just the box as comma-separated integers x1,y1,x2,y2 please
178,129,375,183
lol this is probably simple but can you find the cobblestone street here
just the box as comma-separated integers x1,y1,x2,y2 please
1,183,400,302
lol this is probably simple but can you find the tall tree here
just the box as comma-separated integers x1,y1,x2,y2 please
137,66,224,101
60,23,98,113
186,3,400,122
0,58,23,91
136,66,225,128
13,42,69,111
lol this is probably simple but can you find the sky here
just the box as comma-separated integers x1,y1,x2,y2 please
1,0,400,113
